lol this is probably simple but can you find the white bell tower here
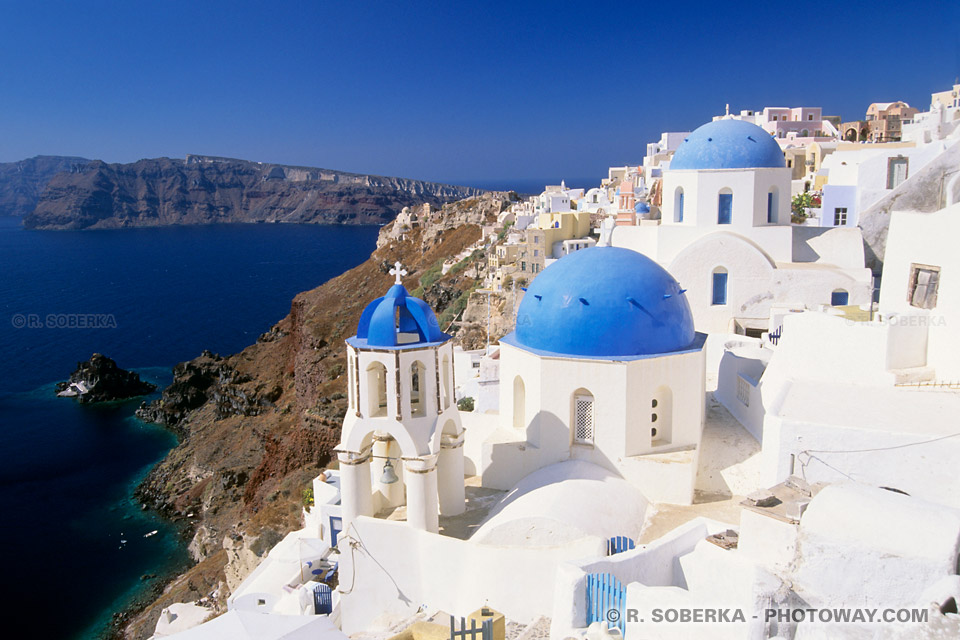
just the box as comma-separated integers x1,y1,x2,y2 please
336,263,465,535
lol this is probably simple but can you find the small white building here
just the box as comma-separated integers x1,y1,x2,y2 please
818,139,958,228
614,119,872,335
479,245,708,505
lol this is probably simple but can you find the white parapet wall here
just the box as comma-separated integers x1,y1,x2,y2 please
337,516,604,635
791,483,960,608
550,517,732,638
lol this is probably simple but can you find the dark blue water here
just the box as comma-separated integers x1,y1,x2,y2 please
0,218,379,639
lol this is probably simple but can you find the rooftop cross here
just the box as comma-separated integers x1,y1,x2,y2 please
389,261,408,285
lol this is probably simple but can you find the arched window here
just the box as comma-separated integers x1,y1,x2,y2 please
800,128,809,137
674,187,684,223
410,360,426,417
651,387,673,445
831,289,849,306
767,187,778,224
718,188,733,224
441,355,451,410
712,267,728,305
366,362,388,417
513,376,525,429
572,389,595,445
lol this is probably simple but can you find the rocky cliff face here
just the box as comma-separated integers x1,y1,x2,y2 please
22,155,486,229
0,155,90,216
118,192,511,639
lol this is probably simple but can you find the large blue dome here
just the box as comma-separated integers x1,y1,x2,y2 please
510,247,696,358
670,120,785,170
350,283,448,349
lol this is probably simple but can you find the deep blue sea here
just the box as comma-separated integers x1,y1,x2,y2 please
0,217,379,639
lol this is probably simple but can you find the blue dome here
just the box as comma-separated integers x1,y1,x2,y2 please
511,247,696,358
635,201,650,214
670,120,785,170
351,283,449,348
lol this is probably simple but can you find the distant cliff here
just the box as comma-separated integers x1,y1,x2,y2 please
22,155,486,229
0,155,90,216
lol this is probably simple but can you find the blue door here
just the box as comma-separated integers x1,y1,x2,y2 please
831,290,849,306
329,516,343,547
586,572,626,636
718,193,733,224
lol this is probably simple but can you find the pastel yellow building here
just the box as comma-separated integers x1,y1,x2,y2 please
518,211,593,277
931,83,960,110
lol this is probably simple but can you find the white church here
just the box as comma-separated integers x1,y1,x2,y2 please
334,246,709,540
613,118,873,336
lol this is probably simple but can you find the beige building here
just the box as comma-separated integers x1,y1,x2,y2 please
517,211,593,278
931,83,960,110
865,101,920,142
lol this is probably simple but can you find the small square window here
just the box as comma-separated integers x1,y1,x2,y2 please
908,263,940,310
834,208,848,226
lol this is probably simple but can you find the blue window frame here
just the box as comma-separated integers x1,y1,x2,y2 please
767,192,775,223
718,192,732,224
712,271,728,305
676,190,684,222
831,290,849,306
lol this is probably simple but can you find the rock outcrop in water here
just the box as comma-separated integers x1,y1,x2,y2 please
0,155,90,216
56,353,157,403
22,155,486,230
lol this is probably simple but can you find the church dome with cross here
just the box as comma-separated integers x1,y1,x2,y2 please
349,262,450,349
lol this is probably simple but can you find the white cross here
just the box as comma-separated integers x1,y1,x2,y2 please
389,261,407,285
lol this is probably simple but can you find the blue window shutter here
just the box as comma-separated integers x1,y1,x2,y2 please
712,272,728,305
767,192,774,223
718,193,732,224
677,192,684,222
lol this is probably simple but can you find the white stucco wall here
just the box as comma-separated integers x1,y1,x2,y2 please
338,516,604,634
660,168,790,230
793,484,960,608
551,517,732,638
485,338,706,503
879,203,960,381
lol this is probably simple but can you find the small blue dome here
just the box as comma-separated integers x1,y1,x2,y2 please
352,284,448,348
670,120,785,170
512,247,695,357
635,201,650,214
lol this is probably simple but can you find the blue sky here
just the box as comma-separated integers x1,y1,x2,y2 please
0,1,957,188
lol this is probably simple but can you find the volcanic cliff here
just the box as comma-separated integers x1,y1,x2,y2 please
0,155,90,216
118,192,515,639
22,155,486,229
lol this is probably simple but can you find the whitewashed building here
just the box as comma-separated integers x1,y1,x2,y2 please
614,119,872,335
